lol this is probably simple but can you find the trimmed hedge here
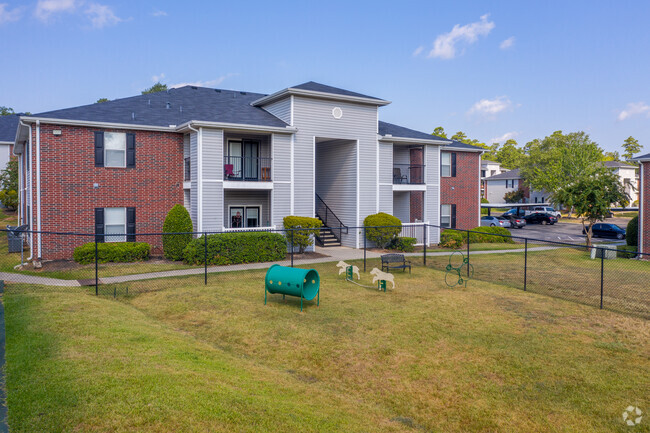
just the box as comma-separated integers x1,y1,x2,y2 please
388,236,417,252
439,231,465,248
182,232,286,265
283,216,322,253
364,213,401,248
616,245,638,259
163,204,194,261
626,215,638,247
73,242,150,264
468,226,515,244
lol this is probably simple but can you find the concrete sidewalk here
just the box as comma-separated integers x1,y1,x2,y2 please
0,245,558,287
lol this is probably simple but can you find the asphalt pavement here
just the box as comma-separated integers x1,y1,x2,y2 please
506,218,630,244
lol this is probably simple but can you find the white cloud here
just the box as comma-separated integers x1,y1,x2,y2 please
499,36,515,50
468,96,512,116
0,3,21,24
170,74,238,89
85,3,122,28
617,102,650,121
35,0,77,21
412,45,424,57
489,131,519,144
152,9,167,17
427,14,495,59
152,73,165,82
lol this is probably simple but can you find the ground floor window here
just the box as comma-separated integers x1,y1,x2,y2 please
95,207,135,242
440,204,456,228
229,206,260,228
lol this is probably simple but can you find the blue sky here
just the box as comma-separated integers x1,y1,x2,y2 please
1,0,649,154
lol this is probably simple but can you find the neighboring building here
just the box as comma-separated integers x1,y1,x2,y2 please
480,160,507,199
632,153,649,255
603,160,640,206
10,82,481,260
482,168,543,204
0,114,19,172
440,140,483,229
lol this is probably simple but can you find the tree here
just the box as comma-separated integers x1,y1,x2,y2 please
0,159,18,210
504,189,526,203
602,151,620,161
554,169,628,247
622,136,642,161
451,131,468,142
0,106,15,116
519,131,604,208
142,82,168,94
494,139,525,169
96,98,110,103
432,126,447,138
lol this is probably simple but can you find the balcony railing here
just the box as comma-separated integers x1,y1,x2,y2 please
223,156,272,182
393,164,425,184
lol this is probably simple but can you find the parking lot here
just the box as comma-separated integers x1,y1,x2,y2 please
506,218,631,244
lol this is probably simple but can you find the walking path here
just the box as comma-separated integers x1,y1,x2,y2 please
0,245,560,287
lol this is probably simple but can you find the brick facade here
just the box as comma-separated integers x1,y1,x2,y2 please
440,151,480,230
26,124,184,259
642,161,649,255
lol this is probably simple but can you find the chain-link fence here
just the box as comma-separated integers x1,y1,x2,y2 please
1,224,648,318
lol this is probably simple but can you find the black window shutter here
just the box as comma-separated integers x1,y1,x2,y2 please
95,208,105,243
451,204,457,229
126,133,136,167
451,153,457,177
94,132,104,167
126,207,136,242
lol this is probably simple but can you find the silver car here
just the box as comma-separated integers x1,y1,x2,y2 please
480,216,511,228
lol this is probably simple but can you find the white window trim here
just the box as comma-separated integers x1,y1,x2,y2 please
441,152,451,177
440,204,451,228
227,204,263,228
104,132,127,168
104,207,127,243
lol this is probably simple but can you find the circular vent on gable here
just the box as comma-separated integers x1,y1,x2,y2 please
332,107,343,119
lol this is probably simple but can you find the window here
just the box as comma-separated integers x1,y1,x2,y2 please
481,170,486,177
95,131,135,168
95,207,135,243
440,204,456,228
184,157,191,181
229,206,260,228
441,152,456,177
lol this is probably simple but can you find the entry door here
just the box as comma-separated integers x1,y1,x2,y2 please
243,140,259,180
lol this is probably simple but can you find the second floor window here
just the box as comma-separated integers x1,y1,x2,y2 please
441,152,456,177
105,132,126,167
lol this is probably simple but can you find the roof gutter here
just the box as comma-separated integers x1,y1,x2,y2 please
19,116,175,132
445,145,484,153
175,120,296,134
378,135,450,145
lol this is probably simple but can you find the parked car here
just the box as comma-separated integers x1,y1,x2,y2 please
523,212,557,225
525,206,562,219
583,223,626,240
481,216,511,228
500,214,526,229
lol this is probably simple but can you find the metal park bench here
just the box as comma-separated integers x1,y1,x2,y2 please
381,253,412,274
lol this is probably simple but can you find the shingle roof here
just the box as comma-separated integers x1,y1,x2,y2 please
33,86,289,128
446,139,485,151
0,114,21,142
632,152,650,161
484,168,521,180
603,160,635,168
378,121,448,142
291,81,383,101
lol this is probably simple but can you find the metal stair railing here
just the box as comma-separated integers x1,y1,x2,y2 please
315,194,348,244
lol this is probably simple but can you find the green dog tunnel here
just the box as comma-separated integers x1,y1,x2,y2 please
264,264,320,311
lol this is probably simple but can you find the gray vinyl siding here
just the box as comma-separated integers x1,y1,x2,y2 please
202,183,223,231
425,145,441,243
262,97,291,125
393,146,410,165
189,132,198,228
183,134,191,213
223,190,271,228
201,128,224,231
315,139,357,247
272,133,291,183
379,185,393,214
272,183,291,226
378,142,393,184
202,129,223,180
393,191,410,222
292,96,379,247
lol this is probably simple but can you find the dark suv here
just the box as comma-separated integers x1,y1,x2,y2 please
523,212,557,225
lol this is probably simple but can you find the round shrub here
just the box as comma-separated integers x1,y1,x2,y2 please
626,215,638,247
439,231,464,248
283,216,322,253
163,204,194,260
364,213,401,248
388,236,417,252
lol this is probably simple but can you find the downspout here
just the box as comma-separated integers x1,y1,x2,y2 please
19,121,33,261
186,122,200,232
36,120,42,260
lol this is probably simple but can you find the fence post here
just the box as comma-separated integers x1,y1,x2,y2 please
290,229,294,268
600,247,604,309
423,223,427,266
363,227,367,273
204,232,207,285
466,230,470,277
94,239,98,296
524,238,528,291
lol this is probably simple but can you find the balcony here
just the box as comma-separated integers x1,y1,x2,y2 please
393,164,425,185
223,156,272,189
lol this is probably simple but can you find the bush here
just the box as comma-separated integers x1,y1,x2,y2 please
162,204,194,260
182,232,286,265
468,226,515,244
0,189,17,210
481,198,489,215
73,242,150,264
626,215,638,247
283,216,322,253
503,189,525,203
439,231,465,248
364,213,401,248
388,237,416,252
616,245,638,259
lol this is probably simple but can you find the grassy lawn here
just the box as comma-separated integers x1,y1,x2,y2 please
5,262,649,432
